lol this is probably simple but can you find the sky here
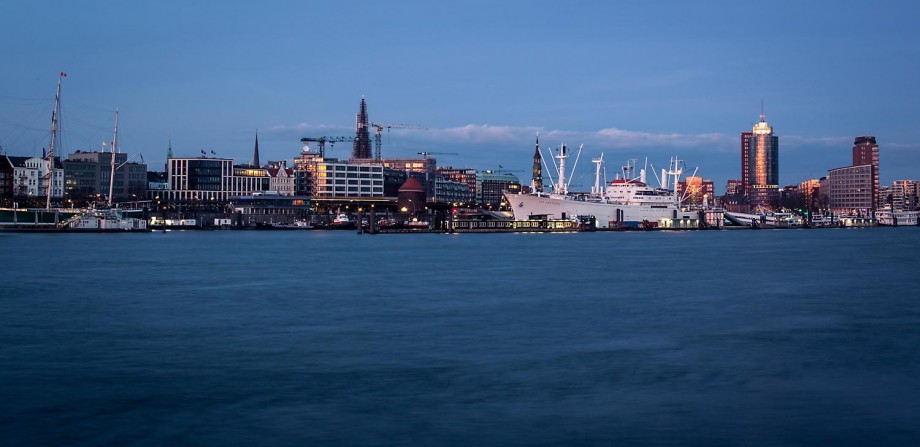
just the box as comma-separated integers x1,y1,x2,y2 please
1,0,918,191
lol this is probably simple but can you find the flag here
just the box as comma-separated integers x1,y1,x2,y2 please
201,150,206,156
60,72,67,77
210,150,215,155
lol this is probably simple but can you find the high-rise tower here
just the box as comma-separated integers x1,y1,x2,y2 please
746,107,779,207
352,96,372,159
740,131,752,197
853,135,879,210
532,132,543,192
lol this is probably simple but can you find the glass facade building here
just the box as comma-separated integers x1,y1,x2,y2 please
747,116,779,207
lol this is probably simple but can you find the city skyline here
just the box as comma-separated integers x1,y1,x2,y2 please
2,1,919,190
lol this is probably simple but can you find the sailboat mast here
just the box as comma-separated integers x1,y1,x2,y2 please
108,109,118,207
46,74,63,210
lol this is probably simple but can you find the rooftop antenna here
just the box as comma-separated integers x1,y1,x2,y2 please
760,98,765,122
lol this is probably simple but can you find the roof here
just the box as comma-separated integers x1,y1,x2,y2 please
398,176,425,193
6,155,64,169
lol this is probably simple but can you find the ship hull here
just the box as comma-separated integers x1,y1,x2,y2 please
504,192,690,229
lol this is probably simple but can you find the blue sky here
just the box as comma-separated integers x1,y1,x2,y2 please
1,0,918,191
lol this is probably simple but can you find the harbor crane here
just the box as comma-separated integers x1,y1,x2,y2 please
417,151,457,159
300,136,356,158
371,123,426,161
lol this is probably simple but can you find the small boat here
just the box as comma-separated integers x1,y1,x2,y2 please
64,208,148,231
876,210,918,226
404,218,430,229
330,213,355,229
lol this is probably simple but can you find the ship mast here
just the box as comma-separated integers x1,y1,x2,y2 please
107,109,119,207
668,156,684,206
45,73,64,210
592,153,605,196
556,143,567,195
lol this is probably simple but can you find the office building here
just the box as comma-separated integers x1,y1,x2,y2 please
63,150,147,201
852,136,879,210
477,170,521,208
159,157,270,201
740,131,752,197
677,176,715,208
437,167,478,204
798,179,821,211
825,164,873,215
746,112,779,207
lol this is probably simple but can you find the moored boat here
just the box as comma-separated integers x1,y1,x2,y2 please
504,142,697,229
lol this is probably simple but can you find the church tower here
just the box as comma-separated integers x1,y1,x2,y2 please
531,132,543,192
352,96,372,159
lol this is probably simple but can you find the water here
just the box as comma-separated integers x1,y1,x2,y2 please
2,228,920,446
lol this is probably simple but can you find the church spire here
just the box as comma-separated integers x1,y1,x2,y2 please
532,131,543,192
352,96,371,159
253,130,261,167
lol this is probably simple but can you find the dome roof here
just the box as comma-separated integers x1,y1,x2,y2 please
398,176,425,193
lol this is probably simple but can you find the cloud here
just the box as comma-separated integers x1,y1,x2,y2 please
261,122,351,139
403,124,739,153
424,124,534,144
261,121,855,160
593,128,733,150
782,135,851,146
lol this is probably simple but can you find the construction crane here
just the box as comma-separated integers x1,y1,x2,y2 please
417,151,457,159
488,165,524,174
371,123,426,161
300,136,356,158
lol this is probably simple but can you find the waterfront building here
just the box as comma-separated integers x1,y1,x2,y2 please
477,170,521,209
267,166,295,196
6,155,64,200
397,177,426,216
147,171,168,195
746,112,779,208
677,176,715,208
887,180,918,211
376,157,436,198
159,157,270,202
437,167,478,204
725,179,743,196
825,164,874,215
434,175,470,204
740,131,753,197
798,179,821,211
308,158,384,199
63,150,147,201
382,168,408,197
229,192,311,226
852,136,879,210
293,148,320,196
0,156,13,199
